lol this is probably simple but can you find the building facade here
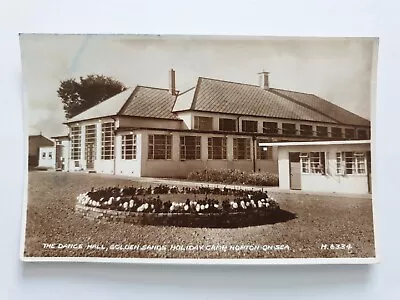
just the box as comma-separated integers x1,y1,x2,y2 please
28,134,54,168
259,141,372,194
53,70,371,179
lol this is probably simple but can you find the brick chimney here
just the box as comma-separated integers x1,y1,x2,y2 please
169,68,176,95
258,71,270,90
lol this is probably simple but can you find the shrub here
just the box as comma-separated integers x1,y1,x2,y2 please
187,169,279,186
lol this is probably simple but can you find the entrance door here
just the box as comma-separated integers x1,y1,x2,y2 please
85,143,95,169
289,152,301,190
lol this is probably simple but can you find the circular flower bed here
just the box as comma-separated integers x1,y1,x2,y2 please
76,185,280,227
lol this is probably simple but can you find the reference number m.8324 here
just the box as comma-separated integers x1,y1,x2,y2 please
320,244,353,250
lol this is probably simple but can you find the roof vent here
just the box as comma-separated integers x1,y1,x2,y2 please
258,71,270,90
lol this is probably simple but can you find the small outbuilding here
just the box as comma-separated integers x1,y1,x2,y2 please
259,140,372,195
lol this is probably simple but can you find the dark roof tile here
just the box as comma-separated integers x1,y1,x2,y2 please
191,78,338,123
120,86,179,120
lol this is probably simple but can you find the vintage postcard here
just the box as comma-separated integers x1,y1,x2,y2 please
19,34,379,264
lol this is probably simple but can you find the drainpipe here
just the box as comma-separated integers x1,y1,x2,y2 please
252,136,256,173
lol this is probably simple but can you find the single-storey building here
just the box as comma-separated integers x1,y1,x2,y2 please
52,69,371,179
28,134,55,168
259,140,372,194
38,146,56,169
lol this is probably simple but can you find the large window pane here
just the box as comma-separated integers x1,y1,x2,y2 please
101,123,114,160
208,137,227,159
71,126,81,160
180,136,201,160
233,138,251,160
148,135,172,160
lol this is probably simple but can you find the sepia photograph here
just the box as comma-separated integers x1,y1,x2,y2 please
19,34,378,264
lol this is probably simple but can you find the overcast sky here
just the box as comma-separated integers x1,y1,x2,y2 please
19,35,377,138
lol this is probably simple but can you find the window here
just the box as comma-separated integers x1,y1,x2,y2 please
180,136,201,160
148,134,172,160
70,126,81,160
121,134,137,160
337,152,366,175
85,124,97,160
219,118,237,132
300,152,326,174
257,139,273,160
48,152,53,159
233,138,251,160
263,122,278,134
316,126,328,137
357,129,368,139
194,116,213,130
344,128,355,139
331,127,343,138
42,152,46,159
208,137,227,159
242,120,258,133
101,123,114,160
282,123,296,135
300,124,313,136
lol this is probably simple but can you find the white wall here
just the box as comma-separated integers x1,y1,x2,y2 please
38,146,56,168
277,144,371,194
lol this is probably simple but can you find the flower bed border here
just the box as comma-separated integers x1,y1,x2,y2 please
75,203,276,228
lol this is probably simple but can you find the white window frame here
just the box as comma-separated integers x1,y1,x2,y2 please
85,124,97,161
70,125,81,160
336,151,366,175
101,122,114,160
121,134,137,160
300,152,326,174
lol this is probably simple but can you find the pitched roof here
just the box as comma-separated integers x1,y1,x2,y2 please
186,78,338,124
28,135,54,155
65,86,179,123
119,86,179,120
270,88,370,126
29,135,54,146
66,88,135,123
175,77,369,126
64,74,370,127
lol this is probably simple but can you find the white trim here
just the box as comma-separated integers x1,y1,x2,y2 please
259,140,371,147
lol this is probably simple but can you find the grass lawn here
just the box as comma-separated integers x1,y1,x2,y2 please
23,171,376,259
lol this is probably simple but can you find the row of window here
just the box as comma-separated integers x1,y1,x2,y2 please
193,116,369,139
300,151,367,175
149,135,272,160
70,125,272,161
